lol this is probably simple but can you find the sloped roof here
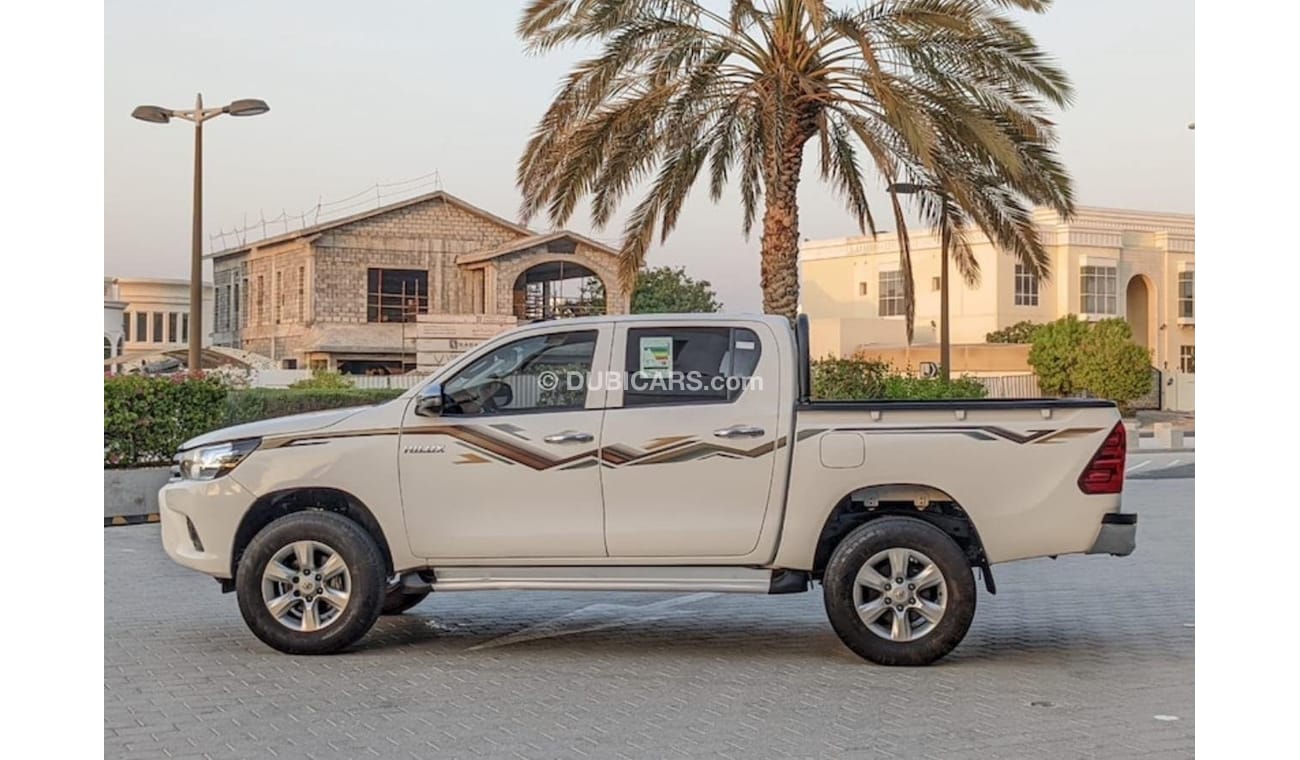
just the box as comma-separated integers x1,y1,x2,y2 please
207,190,535,259
455,230,620,266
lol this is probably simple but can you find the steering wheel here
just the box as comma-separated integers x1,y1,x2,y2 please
477,380,514,414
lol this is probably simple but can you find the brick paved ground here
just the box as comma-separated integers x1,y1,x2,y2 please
105,479,1193,759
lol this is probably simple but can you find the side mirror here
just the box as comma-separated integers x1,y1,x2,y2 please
414,383,444,417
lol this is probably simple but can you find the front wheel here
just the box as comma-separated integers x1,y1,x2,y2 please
822,517,976,666
236,511,386,655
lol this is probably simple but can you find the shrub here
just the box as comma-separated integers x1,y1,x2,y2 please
810,358,986,401
986,320,1042,344
225,388,405,426
811,356,888,399
1027,315,1091,396
882,374,988,400
1075,319,1152,413
104,373,229,467
288,370,355,390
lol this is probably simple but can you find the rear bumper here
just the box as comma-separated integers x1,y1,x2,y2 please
1087,512,1137,556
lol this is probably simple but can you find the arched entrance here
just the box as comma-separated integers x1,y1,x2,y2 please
1125,274,1155,349
511,260,607,321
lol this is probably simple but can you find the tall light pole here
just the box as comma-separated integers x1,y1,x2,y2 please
132,94,270,372
889,182,951,382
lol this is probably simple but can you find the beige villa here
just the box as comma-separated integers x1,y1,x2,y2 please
799,206,1195,410
207,190,628,373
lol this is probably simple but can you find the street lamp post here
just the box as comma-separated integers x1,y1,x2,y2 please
132,94,269,372
888,182,951,382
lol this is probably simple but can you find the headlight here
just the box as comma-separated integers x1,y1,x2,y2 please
176,438,260,481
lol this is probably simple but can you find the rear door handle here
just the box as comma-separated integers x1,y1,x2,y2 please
544,430,594,444
713,425,765,439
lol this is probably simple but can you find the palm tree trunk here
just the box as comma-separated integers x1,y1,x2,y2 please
759,130,808,321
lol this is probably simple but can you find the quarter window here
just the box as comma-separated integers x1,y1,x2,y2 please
622,327,761,407
441,330,598,415
1080,265,1117,315
878,271,905,317
1015,264,1039,306
1178,271,1194,319
367,268,429,323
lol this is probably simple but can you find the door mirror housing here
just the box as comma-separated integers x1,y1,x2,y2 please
414,383,444,417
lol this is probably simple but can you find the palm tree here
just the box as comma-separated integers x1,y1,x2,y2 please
516,0,1075,336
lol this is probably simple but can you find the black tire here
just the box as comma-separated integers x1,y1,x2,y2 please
236,511,386,655
381,587,430,615
822,516,977,666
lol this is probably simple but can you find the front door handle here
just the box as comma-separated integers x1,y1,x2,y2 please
544,430,594,444
713,424,766,439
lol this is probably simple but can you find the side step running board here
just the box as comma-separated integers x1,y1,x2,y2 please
401,566,811,595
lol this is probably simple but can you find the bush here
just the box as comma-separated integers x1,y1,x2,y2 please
986,320,1042,344
1075,319,1152,413
811,356,888,399
882,374,988,400
288,370,355,390
104,373,229,468
1027,315,1090,396
225,388,405,426
810,358,986,401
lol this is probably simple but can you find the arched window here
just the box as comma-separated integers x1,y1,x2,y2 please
104,336,112,360
116,336,124,356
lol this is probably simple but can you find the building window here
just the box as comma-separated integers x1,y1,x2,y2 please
1180,345,1195,374
233,282,240,329
1015,264,1039,306
135,312,147,343
104,337,112,360
182,313,189,343
275,271,283,325
878,271,905,317
367,268,429,322
298,266,305,322
256,275,264,324
1079,265,1117,315
1178,271,1194,319
117,336,124,356
152,313,163,343
168,313,178,343
858,282,868,297
122,312,131,342
931,276,940,292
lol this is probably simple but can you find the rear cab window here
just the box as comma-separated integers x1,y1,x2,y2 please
621,326,762,407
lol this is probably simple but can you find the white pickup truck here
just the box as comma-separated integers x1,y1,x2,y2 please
160,314,1135,665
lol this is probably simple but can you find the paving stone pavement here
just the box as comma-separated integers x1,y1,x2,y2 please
105,480,1193,759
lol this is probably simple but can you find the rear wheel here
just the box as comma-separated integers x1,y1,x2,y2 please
822,517,976,666
236,511,386,655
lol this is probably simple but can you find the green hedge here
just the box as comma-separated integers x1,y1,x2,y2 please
105,374,229,468
810,357,987,401
225,388,405,426
105,375,406,467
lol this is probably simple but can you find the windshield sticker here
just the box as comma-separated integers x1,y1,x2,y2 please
639,337,673,377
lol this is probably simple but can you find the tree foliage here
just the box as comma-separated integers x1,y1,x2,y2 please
1028,316,1151,407
811,357,986,400
516,0,1074,332
986,320,1042,344
584,266,722,313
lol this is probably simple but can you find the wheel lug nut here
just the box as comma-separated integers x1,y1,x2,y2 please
883,584,891,591
293,590,299,597
895,605,904,612
315,574,322,581
292,576,299,583
896,578,904,584
908,583,915,590
909,597,916,604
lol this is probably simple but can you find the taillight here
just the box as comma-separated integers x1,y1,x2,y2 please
1078,422,1126,494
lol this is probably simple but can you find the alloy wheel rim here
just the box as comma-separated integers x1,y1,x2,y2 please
261,540,351,632
851,547,948,642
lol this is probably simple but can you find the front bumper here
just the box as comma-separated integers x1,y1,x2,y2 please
158,475,257,578
1086,512,1137,556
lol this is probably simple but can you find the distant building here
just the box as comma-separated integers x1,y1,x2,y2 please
799,206,1194,410
207,190,628,374
105,277,215,369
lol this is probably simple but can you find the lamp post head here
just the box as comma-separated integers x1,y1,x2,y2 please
226,99,270,117
131,105,172,124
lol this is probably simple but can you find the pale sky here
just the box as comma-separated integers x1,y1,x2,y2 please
105,0,1194,312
